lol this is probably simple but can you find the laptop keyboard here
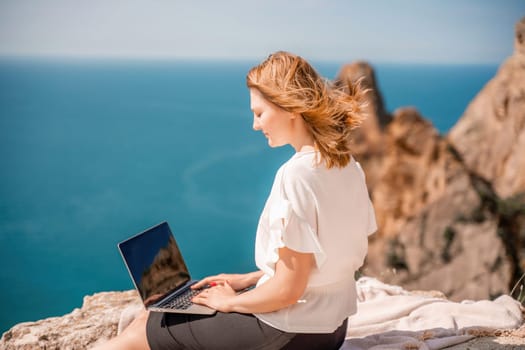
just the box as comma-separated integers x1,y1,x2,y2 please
160,288,202,310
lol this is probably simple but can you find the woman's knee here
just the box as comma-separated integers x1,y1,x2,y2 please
118,310,151,350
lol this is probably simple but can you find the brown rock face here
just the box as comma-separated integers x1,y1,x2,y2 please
335,61,391,132
448,18,525,199
335,61,391,189
359,105,513,300
0,291,141,350
353,17,525,300
371,107,443,239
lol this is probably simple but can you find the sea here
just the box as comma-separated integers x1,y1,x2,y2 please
0,57,498,334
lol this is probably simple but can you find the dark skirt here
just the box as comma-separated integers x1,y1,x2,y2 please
146,311,347,350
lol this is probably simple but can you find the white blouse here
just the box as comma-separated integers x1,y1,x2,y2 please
254,150,377,333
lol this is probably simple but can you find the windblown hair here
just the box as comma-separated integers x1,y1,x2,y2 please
246,51,366,168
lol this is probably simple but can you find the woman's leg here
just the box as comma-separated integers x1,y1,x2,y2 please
147,311,296,350
90,310,151,350
281,319,348,350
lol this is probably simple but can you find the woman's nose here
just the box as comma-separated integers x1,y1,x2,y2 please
253,117,261,131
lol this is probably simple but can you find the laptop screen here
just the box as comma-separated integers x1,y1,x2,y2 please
118,222,191,306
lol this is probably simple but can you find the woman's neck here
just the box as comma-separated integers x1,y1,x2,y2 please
290,116,315,153
296,144,316,153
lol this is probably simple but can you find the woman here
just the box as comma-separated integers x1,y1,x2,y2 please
92,51,376,350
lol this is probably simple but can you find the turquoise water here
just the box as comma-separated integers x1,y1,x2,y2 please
0,58,497,333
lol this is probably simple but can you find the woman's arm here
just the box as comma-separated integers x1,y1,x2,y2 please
192,247,314,314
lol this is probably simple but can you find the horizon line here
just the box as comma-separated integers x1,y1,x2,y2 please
0,52,505,67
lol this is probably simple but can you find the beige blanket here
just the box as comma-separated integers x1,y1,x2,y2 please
341,277,523,350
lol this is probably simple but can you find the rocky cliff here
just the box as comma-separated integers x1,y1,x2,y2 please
0,291,141,350
347,17,525,301
449,17,525,199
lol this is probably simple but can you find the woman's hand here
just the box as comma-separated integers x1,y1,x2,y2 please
192,247,313,315
192,272,262,292
191,281,237,312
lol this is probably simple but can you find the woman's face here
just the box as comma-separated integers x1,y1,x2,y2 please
250,88,295,148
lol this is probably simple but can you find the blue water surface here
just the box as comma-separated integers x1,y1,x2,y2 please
0,58,497,333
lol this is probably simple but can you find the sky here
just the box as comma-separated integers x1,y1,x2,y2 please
0,0,524,64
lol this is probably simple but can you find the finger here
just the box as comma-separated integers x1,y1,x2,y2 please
192,293,206,304
192,277,216,289
223,281,234,291
192,279,208,289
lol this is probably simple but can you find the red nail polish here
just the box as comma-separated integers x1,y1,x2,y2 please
209,282,217,287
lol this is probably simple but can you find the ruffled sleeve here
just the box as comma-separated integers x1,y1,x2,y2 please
266,170,327,269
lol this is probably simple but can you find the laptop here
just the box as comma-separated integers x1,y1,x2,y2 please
118,221,216,315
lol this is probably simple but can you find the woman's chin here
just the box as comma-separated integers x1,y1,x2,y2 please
267,139,282,148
